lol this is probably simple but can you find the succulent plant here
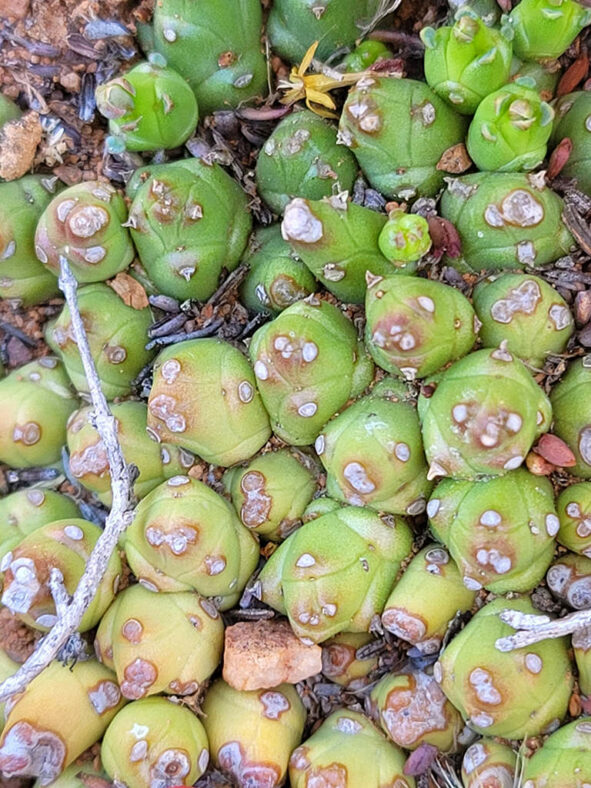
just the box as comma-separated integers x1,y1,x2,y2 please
435,597,573,738
249,296,373,445
473,273,573,367
448,0,502,26
0,357,78,469
102,696,209,788
521,719,591,787
377,209,432,273
95,584,223,699
255,110,357,215
0,489,80,560
147,338,271,467
95,59,198,151
302,495,342,521
0,175,62,305
321,632,378,687
370,670,464,752
510,57,561,101
339,76,467,200
427,469,558,593
0,649,19,727
315,381,432,516
128,158,252,301
281,195,401,302
223,448,317,541
1,518,121,632
267,0,379,63
121,476,259,609
550,357,591,479
573,625,591,696
32,760,109,788
552,91,591,196
381,545,476,653
466,83,554,172
0,660,125,785
365,275,477,379
259,505,413,643
289,709,412,788
556,482,591,557
0,92,21,124
421,9,513,115
67,402,193,506
546,551,591,609
151,0,267,116
240,225,316,315
418,347,552,480
47,283,154,400
461,739,517,788
439,171,575,271
34,181,135,284
202,679,306,788
341,40,391,72
507,0,591,61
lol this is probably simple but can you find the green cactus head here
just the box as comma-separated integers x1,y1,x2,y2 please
147,338,271,467
370,670,463,752
256,110,357,215
47,283,154,400
474,273,574,367
289,709,412,788
315,385,432,516
102,697,210,787
128,159,252,301
259,505,413,643
34,181,135,283
202,679,306,787
1,518,121,632
365,275,477,379
0,357,78,469
427,469,558,593
418,347,552,480
467,82,554,172
339,76,468,200
240,225,316,315
551,357,591,479
122,476,259,609
249,296,373,445
0,489,79,560
0,175,62,306
461,739,517,788
507,0,591,61
96,584,224,700
95,59,198,151
556,482,591,557
440,171,575,272
521,719,591,787
421,8,513,114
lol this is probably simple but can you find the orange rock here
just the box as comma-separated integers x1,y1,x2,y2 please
223,619,322,691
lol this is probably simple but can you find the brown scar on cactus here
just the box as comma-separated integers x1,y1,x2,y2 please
0,255,136,703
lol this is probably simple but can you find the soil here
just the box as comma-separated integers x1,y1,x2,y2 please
0,1,590,786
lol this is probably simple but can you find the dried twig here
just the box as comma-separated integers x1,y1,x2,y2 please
495,607,591,652
0,257,136,702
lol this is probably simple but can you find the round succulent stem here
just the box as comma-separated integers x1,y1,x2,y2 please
0,256,136,703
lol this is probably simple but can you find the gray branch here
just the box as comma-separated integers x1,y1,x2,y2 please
0,257,135,702
495,607,591,652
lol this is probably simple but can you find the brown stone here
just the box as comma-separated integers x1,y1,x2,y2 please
0,0,29,19
223,619,322,691
0,111,42,181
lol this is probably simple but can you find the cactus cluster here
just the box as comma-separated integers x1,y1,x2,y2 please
3,0,591,785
